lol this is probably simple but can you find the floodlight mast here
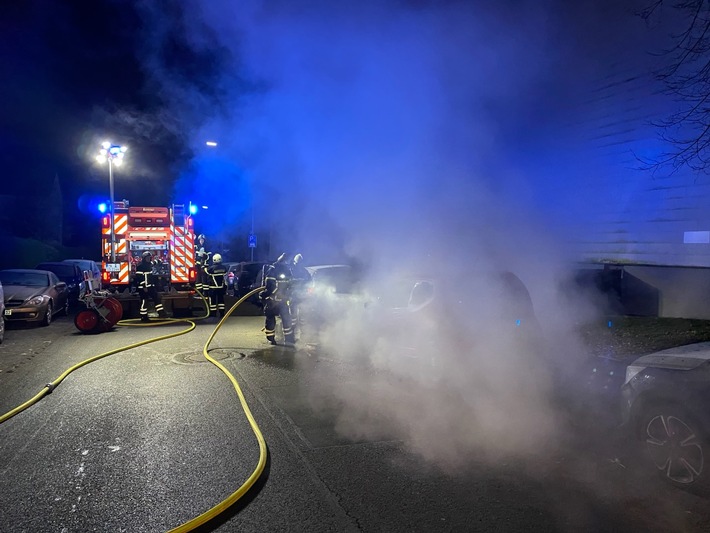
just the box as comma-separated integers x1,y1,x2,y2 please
96,142,127,263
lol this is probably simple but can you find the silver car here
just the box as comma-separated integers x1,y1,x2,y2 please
0,269,69,326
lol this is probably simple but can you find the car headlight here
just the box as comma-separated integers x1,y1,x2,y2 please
27,295,48,306
624,364,646,385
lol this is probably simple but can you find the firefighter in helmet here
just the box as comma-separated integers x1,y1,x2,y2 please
205,253,228,318
195,234,211,292
289,253,309,337
259,252,296,345
134,251,165,322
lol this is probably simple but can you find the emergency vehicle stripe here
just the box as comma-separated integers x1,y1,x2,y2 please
102,214,128,235
103,238,127,255
119,263,130,283
114,214,128,235
171,225,189,282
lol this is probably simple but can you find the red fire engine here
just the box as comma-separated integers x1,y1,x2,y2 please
100,201,198,312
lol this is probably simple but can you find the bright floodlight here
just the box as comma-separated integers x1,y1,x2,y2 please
97,142,127,165
206,141,218,147
97,141,127,262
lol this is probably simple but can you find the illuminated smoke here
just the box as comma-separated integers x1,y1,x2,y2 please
136,0,644,466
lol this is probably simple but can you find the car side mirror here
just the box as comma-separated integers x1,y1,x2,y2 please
56,281,67,289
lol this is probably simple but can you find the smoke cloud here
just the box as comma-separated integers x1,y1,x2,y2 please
134,0,643,467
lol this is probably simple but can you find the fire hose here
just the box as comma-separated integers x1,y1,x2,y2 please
0,287,268,532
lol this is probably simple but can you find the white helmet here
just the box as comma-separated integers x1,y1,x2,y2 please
212,253,222,263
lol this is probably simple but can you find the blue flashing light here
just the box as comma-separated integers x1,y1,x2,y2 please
515,319,521,326
608,320,613,328
98,202,108,213
189,203,198,215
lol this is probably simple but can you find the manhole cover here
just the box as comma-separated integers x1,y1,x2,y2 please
171,350,236,365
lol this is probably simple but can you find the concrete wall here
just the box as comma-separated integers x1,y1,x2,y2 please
577,264,710,319
625,265,710,320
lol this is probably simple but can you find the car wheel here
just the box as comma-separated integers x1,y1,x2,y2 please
641,403,708,491
41,302,53,327
0,317,4,343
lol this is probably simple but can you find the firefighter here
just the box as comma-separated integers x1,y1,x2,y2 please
290,253,309,337
259,252,295,345
205,253,228,318
134,251,165,322
195,234,211,292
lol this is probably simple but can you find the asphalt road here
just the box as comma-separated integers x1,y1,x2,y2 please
1,309,709,532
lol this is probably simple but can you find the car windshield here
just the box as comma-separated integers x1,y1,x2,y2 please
64,260,95,272
0,271,50,287
38,264,77,278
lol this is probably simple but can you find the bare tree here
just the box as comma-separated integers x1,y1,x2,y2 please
638,1,710,173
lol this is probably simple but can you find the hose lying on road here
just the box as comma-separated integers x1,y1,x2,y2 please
0,287,269,533
168,286,268,533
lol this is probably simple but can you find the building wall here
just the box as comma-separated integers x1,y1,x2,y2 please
555,1,710,269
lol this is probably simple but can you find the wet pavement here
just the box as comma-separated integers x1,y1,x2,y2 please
0,311,709,532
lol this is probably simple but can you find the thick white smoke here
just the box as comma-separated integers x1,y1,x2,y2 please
135,0,636,467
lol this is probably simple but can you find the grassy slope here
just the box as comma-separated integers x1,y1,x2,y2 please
579,316,710,358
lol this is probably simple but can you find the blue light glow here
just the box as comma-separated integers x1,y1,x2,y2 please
189,203,198,215
98,202,108,213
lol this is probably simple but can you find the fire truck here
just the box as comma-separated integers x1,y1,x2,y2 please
100,201,200,315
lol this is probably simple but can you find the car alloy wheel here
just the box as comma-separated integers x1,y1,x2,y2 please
42,302,53,327
644,410,705,486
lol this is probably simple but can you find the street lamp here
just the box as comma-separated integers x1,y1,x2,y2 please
96,141,127,263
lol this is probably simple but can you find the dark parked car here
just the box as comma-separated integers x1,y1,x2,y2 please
235,261,272,305
62,259,102,289
621,343,710,492
35,261,86,304
0,269,70,326
226,261,269,297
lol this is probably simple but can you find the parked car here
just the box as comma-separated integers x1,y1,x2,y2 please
294,264,359,328
299,266,547,380
621,343,710,492
62,259,102,289
241,261,272,305
35,261,86,304
225,261,269,297
0,279,5,343
0,269,70,326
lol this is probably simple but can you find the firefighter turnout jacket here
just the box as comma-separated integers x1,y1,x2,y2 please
205,262,228,289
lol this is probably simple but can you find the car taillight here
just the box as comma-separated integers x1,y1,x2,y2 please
102,271,110,282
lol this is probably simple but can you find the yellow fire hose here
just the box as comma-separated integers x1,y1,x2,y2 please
0,286,269,533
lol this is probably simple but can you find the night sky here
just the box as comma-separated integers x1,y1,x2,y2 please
0,0,686,267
